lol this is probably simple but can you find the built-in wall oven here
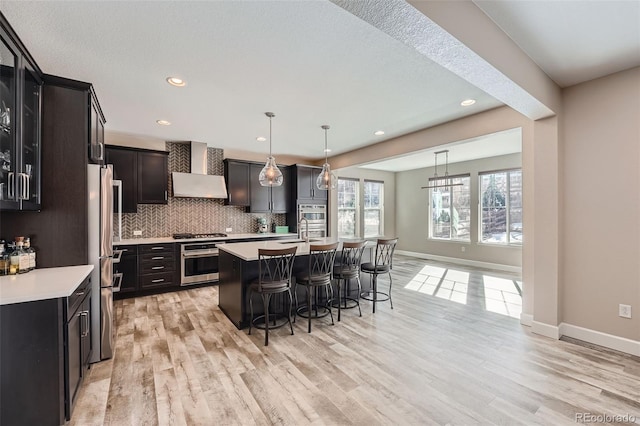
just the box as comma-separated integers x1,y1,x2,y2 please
181,242,220,286
298,203,327,238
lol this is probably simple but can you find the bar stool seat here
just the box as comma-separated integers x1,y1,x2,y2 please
360,238,398,313
248,246,297,346
295,242,338,333
332,240,366,321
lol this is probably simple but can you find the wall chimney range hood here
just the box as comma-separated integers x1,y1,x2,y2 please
172,142,228,199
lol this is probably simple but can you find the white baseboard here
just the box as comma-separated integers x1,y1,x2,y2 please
520,313,533,327
559,323,640,357
395,250,521,274
532,321,560,339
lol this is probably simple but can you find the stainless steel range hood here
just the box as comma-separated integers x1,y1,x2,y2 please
172,142,228,199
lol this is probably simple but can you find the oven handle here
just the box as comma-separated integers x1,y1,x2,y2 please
182,249,219,258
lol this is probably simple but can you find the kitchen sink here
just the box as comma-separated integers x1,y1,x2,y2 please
277,239,320,244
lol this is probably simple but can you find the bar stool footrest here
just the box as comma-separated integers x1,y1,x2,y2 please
360,291,390,302
251,313,291,330
296,305,332,319
331,297,360,310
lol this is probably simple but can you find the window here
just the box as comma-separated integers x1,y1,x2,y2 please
364,180,383,237
429,175,471,241
479,169,522,244
337,178,358,238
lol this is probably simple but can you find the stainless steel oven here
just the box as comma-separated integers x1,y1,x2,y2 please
298,203,327,238
180,242,220,286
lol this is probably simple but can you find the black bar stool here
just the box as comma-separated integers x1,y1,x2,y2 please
360,238,398,313
295,242,338,333
248,246,297,346
332,240,366,321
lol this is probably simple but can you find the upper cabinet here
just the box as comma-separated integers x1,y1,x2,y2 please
0,15,43,211
292,165,327,202
106,146,168,213
88,92,105,164
224,159,290,213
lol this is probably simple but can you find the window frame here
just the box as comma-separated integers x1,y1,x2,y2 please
336,177,360,238
427,173,471,242
363,179,384,238
478,168,522,246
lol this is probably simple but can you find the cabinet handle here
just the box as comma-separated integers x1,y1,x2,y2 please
165,190,168,201
151,278,165,283
152,256,164,260
151,266,165,270
80,311,89,337
98,142,104,160
25,173,30,200
75,291,85,297
8,172,14,199
151,247,164,250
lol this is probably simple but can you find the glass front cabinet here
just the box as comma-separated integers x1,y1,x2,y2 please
1,17,43,211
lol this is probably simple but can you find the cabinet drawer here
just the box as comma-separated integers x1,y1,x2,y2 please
114,245,137,257
139,252,175,263
138,244,174,254
67,277,90,318
139,271,174,289
139,261,174,274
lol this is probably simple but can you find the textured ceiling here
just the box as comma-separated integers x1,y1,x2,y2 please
1,1,502,159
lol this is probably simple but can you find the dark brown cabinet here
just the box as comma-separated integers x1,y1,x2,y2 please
0,15,43,211
106,146,168,212
114,245,138,294
249,163,290,213
138,151,168,204
137,243,176,290
224,159,289,213
88,93,105,164
293,165,327,202
223,159,250,207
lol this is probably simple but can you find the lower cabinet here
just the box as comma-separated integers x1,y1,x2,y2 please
114,244,138,294
65,280,92,420
114,243,177,298
0,276,92,426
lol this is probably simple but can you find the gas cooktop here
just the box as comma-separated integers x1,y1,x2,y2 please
172,232,228,240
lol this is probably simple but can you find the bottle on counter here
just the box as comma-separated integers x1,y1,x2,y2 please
0,240,8,275
24,237,36,271
8,241,19,275
14,237,30,274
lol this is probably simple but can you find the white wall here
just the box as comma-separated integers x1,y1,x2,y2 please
561,67,640,341
395,153,522,267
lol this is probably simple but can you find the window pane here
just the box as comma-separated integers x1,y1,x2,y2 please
509,170,523,243
429,176,470,241
364,209,380,237
338,209,356,238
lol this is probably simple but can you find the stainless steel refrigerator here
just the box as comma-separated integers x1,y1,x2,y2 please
88,164,115,362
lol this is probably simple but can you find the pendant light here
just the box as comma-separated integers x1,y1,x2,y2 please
258,112,283,187
421,149,463,190
316,124,337,190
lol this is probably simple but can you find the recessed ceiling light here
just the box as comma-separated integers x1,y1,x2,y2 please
156,120,171,126
166,77,186,87
460,99,476,106
256,136,266,142
374,130,385,136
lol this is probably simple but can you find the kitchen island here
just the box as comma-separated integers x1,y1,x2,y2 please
218,238,371,329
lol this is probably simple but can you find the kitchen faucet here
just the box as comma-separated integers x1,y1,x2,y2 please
298,217,309,242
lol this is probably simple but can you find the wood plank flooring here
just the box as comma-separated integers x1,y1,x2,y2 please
70,255,640,425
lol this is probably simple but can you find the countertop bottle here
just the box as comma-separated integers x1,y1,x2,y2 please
14,237,29,274
8,242,19,275
24,237,36,271
0,240,7,275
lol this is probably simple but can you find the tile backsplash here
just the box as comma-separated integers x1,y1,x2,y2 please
118,142,285,238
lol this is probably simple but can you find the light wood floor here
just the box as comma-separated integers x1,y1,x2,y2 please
71,255,640,425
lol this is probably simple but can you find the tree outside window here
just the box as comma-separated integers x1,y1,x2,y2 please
480,169,522,244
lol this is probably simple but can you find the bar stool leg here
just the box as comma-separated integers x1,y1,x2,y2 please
355,275,362,317
372,273,377,314
249,291,254,335
337,278,342,322
263,293,271,346
307,286,313,333
287,288,294,335
327,284,334,325
293,282,298,323
388,272,394,309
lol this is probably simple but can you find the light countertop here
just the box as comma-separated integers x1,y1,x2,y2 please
218,237,341,261
115,233,298,245
0,265,94,306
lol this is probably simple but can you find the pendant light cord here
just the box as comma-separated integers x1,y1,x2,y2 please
269,115,273,157
324,127,328,163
